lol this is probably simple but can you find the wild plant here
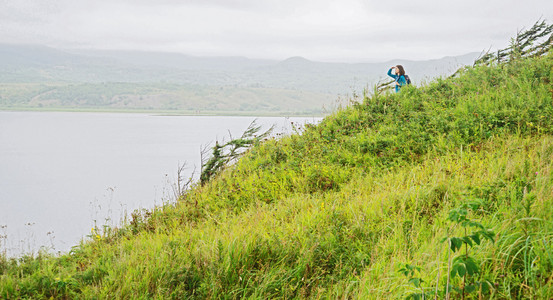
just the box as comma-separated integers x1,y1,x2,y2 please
496,185,553,298
400,200,495,300
200,120,273,184
441,200,495,299
398,263,431,299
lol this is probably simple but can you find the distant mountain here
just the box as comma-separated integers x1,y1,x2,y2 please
67,49,277,71
0,44,83,67
0,44,481,114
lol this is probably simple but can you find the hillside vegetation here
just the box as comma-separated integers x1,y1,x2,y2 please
2,49,553,298
0,82,334,115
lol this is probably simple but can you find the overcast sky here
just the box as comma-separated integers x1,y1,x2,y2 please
1,0,552,62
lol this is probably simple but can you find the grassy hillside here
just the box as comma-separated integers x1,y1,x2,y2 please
1,51,553,299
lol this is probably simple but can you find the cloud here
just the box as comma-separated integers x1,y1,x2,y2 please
0,0,552,62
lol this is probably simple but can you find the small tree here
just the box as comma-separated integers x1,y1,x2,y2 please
200,120,272,184
442,200,495,300
475,19,553,66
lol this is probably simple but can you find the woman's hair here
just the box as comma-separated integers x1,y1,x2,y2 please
396,65,405,76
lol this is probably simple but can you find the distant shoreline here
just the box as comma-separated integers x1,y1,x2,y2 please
0,107,327,118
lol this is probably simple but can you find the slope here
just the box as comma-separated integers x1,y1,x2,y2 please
1,51,553,299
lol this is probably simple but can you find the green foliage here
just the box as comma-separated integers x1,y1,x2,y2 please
0,82,335,115
441,201,495,299
398,263,432,299
475,19,553,65
200,121,273,184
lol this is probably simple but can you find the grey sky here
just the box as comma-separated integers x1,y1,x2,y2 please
1,0,552,62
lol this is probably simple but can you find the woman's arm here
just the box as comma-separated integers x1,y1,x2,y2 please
387,68,398,80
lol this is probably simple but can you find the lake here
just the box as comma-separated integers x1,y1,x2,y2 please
0,111,321,257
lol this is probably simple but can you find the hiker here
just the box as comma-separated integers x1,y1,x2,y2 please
387,65,409,92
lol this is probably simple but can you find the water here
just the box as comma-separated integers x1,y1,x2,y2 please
0,111,320,256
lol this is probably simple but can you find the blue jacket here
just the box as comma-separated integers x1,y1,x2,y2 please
387,68,407,92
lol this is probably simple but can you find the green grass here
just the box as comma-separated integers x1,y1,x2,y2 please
1,52,553,299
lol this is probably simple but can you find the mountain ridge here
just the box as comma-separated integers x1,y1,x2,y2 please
0,43,480,73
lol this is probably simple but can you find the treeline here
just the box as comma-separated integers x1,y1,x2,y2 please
0,82,335,115
475,19,553,65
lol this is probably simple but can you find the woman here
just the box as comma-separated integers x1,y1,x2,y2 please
387,65,407,92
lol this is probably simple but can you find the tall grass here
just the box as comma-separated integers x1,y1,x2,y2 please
1,52,553,299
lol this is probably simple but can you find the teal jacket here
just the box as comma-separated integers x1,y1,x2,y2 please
387,68,407,92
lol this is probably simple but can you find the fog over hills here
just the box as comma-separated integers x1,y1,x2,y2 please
0,44,481,114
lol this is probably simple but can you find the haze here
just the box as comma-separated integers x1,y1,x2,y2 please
1,0,552,62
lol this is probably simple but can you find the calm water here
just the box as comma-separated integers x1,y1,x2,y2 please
0,111,320,256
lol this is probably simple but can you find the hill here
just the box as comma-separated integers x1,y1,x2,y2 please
0,44,479,115
2,49,553,298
